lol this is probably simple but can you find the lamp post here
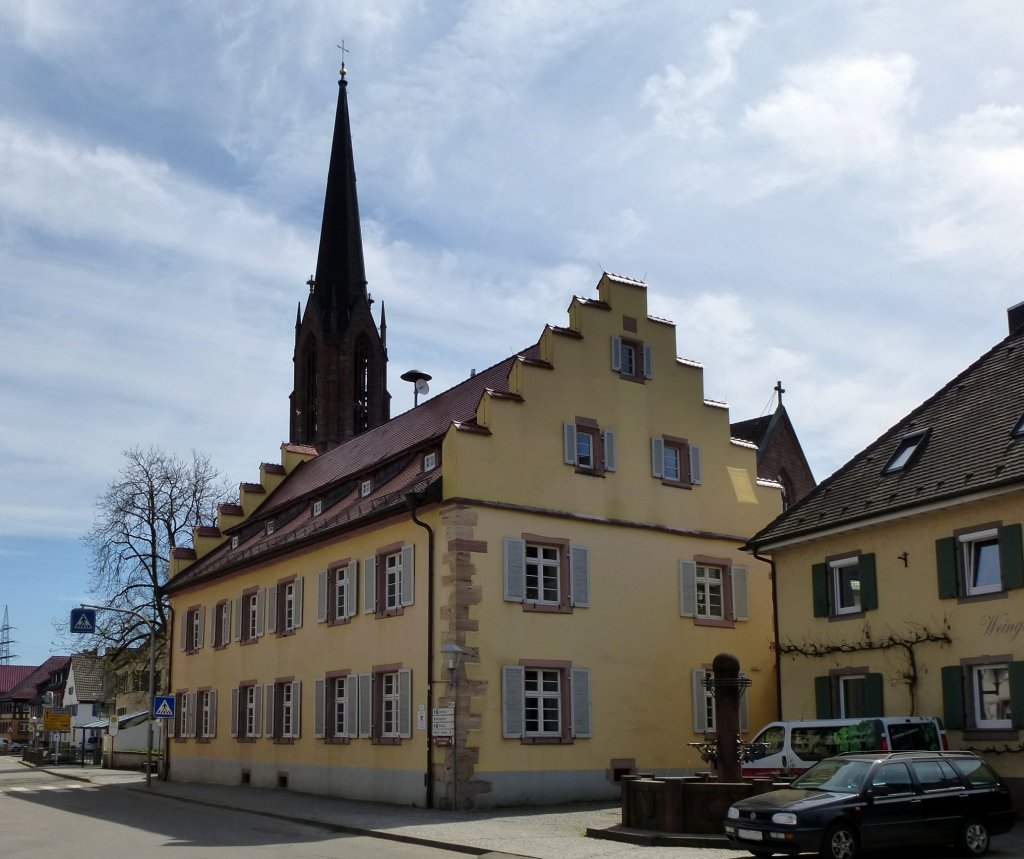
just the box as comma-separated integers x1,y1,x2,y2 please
441,642,467,809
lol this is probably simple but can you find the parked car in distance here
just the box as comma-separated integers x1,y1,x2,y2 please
725,751,1015,859
0,739,24,754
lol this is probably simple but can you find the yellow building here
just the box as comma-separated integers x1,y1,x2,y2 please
746,303,1024,799
164,271,789,807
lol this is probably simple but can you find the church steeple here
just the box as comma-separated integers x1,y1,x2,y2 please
289,63,390,453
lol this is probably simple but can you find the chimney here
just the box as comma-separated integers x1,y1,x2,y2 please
1008,301,1024,334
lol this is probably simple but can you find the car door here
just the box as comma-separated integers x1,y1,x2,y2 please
909,759,965,843
859,762,917,851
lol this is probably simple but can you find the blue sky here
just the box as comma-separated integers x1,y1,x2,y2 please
2,1,1024,664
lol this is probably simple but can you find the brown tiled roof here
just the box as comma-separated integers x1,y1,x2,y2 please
731,414,773,446
165,344,538,591
0,665,35,695
748,321,1024,549
70,653,106,701
5,656,70,701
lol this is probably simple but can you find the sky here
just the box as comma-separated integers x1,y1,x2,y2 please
2,1,1023,665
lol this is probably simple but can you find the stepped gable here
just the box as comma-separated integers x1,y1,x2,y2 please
749,321,1024,548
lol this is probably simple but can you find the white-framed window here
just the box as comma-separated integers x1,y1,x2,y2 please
882,428,929,474
691,667,750,733
695,565,724,619
576,430,594,469
361,480,372,497
663,444,681,481
651,435,702,486
313,673,358,740
563,419,616,474
838,674,867,717
235,590,264,643
198,689,217,738
266,680,301,740
312,499,323,517
611,335,652,381
180,606,205,653
504,537,589,611
266,521,275,535
526,544,560,604
620,342,636,376
358,668,412,743
245,593,259,640
231,535,240,549
316,562,357,624
501,664,591,741
332,676,349,737
266,577,303,635
384,552,402,610
363,545,415,616
830,556,862,614
213,600,231,648
380,672,400,737
231,683,261,739
973,664,1011,729
424,452,438,472
960,529,1001,596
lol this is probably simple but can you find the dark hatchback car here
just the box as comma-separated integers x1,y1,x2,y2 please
724,751,1016,859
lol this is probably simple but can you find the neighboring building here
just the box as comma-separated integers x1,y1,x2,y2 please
1,656,70,749
0,664,35,745
64,652,108,747
746,303,1024,798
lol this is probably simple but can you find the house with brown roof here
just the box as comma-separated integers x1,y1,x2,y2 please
746,302,1024,799
0,655,70,750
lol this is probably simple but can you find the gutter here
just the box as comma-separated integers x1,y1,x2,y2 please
406,491,436,809
752,550,782,721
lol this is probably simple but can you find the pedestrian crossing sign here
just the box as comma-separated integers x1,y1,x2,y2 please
153,696,175,719
70,608,96,634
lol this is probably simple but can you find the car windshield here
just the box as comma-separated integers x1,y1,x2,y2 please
792,759,872,793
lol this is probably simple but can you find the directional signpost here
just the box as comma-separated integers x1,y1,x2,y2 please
69,608,96,634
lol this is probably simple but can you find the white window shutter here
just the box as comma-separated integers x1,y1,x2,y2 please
570,545,590,607
611,336,622,371
643,344,653,379
680,560,698,617
255,589,265,637
197,606,206,649
503,537,526,602
266,586,277,634
291,680,301,738
293,577,304,628
230,687,239,738
222,601,232,646
253,684,263,736
731,565,749,621
233,597,242,642
264,684,275,738
358,673,372,738
603,429,617,472
209,689,218,738
316,570,329,623
314,679,325,738
502,666,525,738
346,560,358,619
398,668,412,739
363,557,377,614
651,436,664,478
179,612,189,652
690,445,703,485
400,544,415,606
692,669,709,732
571,668,592,738
563,422,577,465
186,693,197,737
345,677,358,737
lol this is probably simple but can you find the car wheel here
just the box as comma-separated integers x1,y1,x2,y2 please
958,818,990,857
820,822,858,859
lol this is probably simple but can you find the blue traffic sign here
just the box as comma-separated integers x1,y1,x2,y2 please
70,608,96,634
153,696,176,719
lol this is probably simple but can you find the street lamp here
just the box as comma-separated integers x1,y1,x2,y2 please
440,642,467,809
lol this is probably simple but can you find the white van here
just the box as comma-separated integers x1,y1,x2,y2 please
741,716,946,779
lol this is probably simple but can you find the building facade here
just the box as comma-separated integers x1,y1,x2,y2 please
747,303,1024,799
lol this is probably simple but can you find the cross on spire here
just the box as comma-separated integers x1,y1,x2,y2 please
774,380,786,408
337,41,349,75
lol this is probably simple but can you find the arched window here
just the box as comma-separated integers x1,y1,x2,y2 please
302,346,318,441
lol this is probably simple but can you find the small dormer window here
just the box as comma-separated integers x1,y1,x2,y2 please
266,521,275,536
424,452,438,472
312,499,323,517
361,480,372,497
1013,412,1024,438
231,535,240,549
882,428,930,474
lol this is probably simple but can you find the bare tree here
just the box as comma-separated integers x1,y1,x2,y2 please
80,446,234,660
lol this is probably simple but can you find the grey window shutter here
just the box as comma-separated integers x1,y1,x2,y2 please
292,680,301,738
293,577,304,628
197,606,206,649
1000,524,1024,590
692,668,709,732
502,666,525,738
363,557,377,614
264,684,275,738
345,677,358,737
679,560,697,617
731,565,749,620
941,666,965,730
812,563,830,617
563,422,577,465
179,612,189,652
400,544,415,606
651,436,664,478
230,687,238,738
570,545,590,607
314,679,325,738
358,673,372,738
266,586,277,634
504,537,526,602
316,570,329,623
209,689,218,738
255,589,265,637
253,684,263,736
233,597,242,641
571,668,592,738
223,601,232,646
689,445,703,484
346,560,358,619
398,668,412,738
611,336,622,371
603,429,617,472
935,537,959,599
643,343,653,379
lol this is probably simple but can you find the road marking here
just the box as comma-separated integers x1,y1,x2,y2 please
2,783,100,795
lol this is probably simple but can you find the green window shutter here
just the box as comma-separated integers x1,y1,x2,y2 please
999,524,1024,591
1010,663,1024,730
864,673,884,716
936,537,959,599
812,563,830,617
941,665,965,730
815,676,833,718
859,554,878,612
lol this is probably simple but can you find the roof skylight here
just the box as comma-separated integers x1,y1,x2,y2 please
1013,412,1024,438
882,428,930,474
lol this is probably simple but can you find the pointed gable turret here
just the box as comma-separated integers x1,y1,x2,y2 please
290,64,390,453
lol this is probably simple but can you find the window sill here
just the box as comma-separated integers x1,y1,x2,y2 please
236,736,257,743
275,629,296,638
957,590,1008,605
693,616,735,629
828,611,866,622
273,737,295,745
327,617,353,627
372,736,401,746
573,466,605,477
376,607,405,619
520,736,573,745
240,638,259,646
324,736,352,745
963,729,1019,741
661,479,693,490
523,602,572,614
